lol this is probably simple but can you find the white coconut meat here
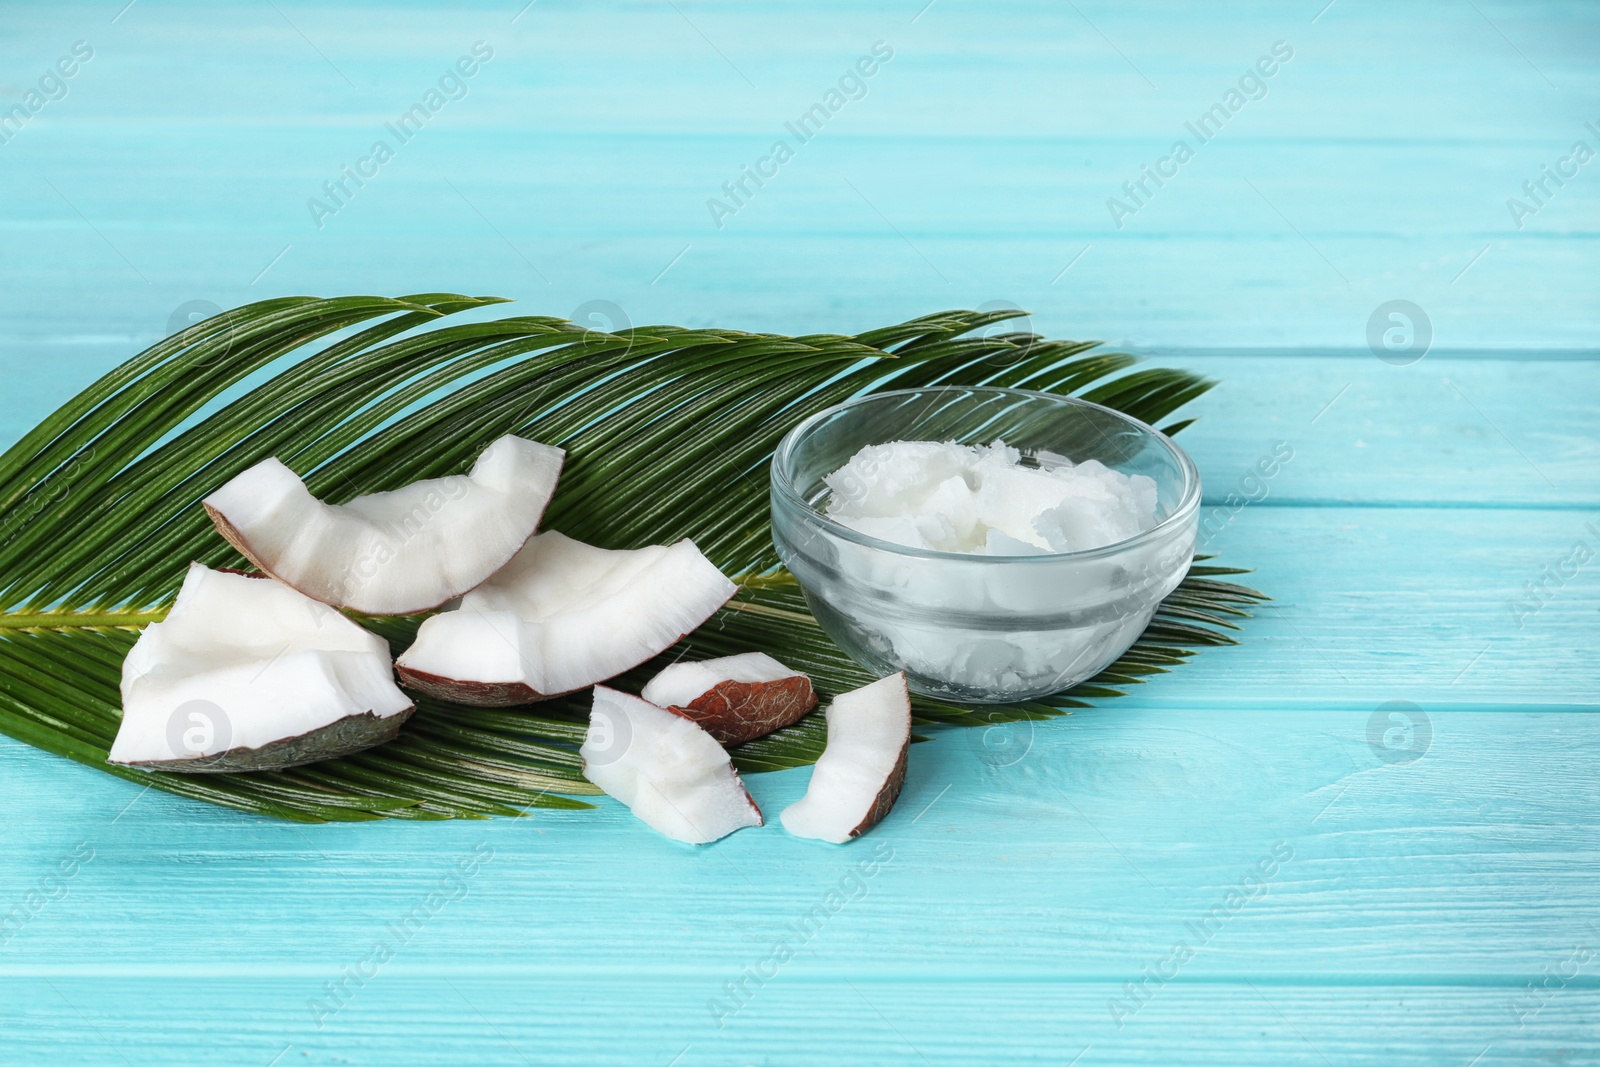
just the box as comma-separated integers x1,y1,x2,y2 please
641,652,816,746
581,686,762,844
203,434,564,615
780,673,911,843
396,531,737,705
108,564,414,772
823,440,1158,555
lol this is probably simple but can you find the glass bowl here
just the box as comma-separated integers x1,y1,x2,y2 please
769,386,1200,704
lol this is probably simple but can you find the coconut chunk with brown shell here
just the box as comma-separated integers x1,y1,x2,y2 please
204,434,563,615
779,673,911,843
581,686,762,844
641,652,817,746
396,531,736,705
109,564,413,772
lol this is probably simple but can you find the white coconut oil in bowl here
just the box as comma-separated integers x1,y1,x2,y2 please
769,386,1200,704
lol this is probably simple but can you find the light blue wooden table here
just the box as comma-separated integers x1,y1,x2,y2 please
3,1,1597,1063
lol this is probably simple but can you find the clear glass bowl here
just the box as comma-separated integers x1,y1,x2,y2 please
769,386,1200,704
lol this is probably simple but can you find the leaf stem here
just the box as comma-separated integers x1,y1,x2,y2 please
0,609,167,631
720,600,819,625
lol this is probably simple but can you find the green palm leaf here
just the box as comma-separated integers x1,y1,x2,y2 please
0,296,1264,822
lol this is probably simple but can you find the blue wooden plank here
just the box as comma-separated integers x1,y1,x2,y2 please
3,703,1596,980
1,1,1596,347
2,978,1597,1066
1166,505,1600,707
1157,352,1600,509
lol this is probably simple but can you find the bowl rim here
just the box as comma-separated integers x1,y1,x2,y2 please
769,384,1202,565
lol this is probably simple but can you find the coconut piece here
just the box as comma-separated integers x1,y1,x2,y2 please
396,531,736,705
108,564,414,773
779,673,911,843
203,435,564,615
581,686,762,844
641,652,817,746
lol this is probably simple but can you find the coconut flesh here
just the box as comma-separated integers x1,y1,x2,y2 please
396,531,737,705
640,652,816,746
581,686,763,844
108,563,414,772
809,440,1176,698
203,434,564,615
780,672,911,843
824,440,1158,555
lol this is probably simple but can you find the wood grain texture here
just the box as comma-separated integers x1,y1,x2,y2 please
1,0,1597,1063
0,1,1596,347
3,707,1596,977
2,980,1597,1066
1128,505,1600,707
